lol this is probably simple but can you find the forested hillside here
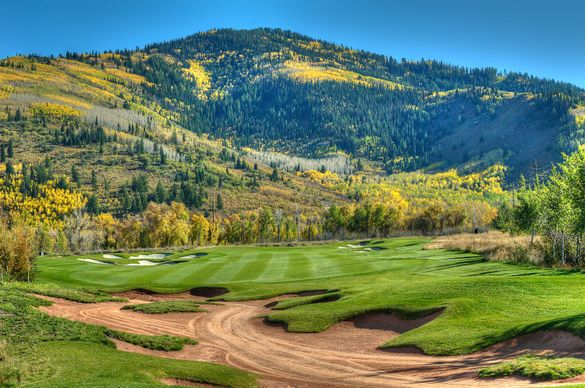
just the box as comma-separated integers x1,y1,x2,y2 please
125,28,584,177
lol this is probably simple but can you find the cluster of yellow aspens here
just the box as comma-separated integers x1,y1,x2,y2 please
298,169,342,184
182,60,212,99
30,102,81,121
283,60,404,90
0,171,86,229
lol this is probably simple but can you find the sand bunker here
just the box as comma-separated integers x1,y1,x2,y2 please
180,253,208,259
126,260,160,266
189,287,229,298
79,258,180,267
103,254,122,259
350,310,442,333
78,258,112,265
129,254,169,259
37,292,585,387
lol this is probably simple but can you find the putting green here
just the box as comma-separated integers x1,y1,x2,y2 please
38,237,585,355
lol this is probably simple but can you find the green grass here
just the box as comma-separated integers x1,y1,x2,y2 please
0,287,257,387
37,237,585,356
104,329,197,351
18,341,257,387
11,282,125,303
122,300,209,314
480,354,585,380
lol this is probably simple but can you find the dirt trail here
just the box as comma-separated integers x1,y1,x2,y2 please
38,294,585,387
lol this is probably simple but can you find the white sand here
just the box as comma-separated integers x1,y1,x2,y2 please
78,258,110,265
125,260,160,266
103,254,122,259
129,254,168,259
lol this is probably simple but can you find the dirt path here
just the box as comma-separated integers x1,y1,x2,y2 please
38,294,585,387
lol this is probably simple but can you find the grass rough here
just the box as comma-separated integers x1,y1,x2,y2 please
104,329,197,351
479,354,585,380
122,300,208,314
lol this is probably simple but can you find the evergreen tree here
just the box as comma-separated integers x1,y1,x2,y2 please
7,139,13,158
5,161,14,176
86,194,100,215
71,165,80,184
91,170,98,189
154,181,166,203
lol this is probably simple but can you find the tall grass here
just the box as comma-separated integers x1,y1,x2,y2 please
426,231,543,264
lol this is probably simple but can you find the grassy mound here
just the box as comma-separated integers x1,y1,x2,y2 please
479,355,585,380
11,282,124,303
122,300,208,314
105,329,197,351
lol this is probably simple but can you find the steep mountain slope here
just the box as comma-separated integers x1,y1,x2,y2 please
122,28,584,178
0,55,345,218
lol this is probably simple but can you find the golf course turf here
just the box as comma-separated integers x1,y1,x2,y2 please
36,237,585,356
0,287,257,387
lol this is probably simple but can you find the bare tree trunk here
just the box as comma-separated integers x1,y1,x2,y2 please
562,234,566,265
552,234,556,263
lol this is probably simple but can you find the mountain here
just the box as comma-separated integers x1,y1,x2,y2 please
132,28,585,177
0,28,583,221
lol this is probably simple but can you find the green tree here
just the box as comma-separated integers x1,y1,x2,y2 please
7,139,13,158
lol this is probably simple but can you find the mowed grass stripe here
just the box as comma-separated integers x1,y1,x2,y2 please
231,251,273,282
181,256,234,284
255,250,289,282
283,252,315,280
205,255,251,283
316,251,376,277
148,261,207,285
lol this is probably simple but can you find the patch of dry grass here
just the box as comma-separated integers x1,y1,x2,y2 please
426,231,543,264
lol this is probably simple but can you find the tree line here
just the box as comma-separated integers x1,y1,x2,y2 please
495,147,585,267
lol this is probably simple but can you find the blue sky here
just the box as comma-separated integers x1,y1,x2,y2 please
3,0,584,87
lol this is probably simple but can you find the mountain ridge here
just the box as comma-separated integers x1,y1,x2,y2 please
128,28,585,177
